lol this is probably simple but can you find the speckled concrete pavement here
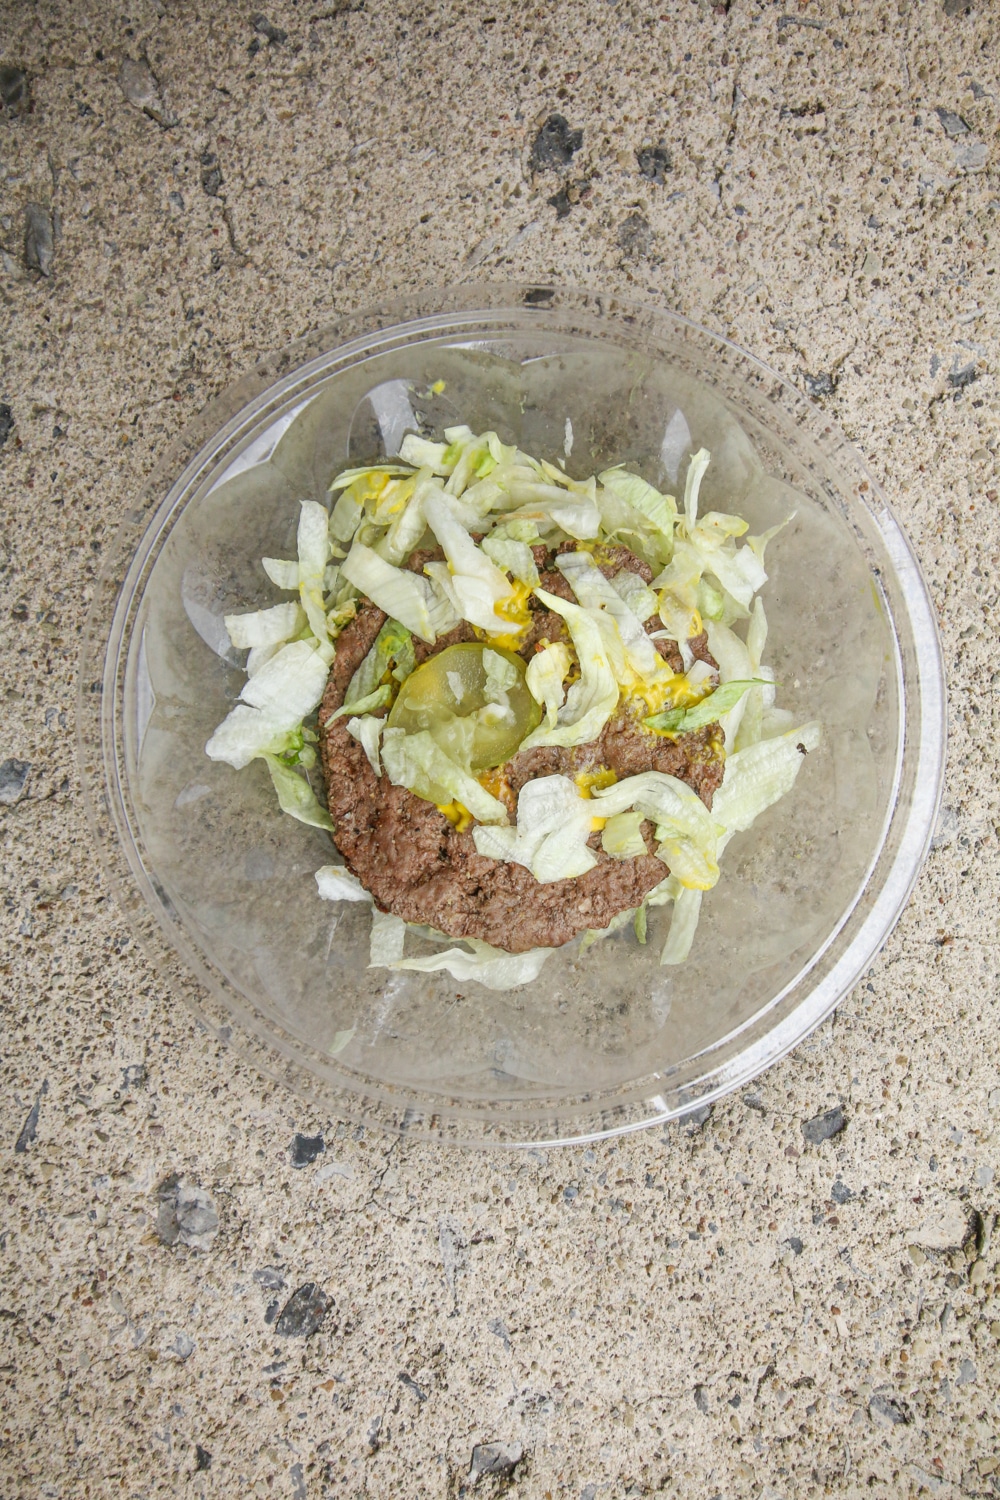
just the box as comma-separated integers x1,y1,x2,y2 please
2,1,999,1495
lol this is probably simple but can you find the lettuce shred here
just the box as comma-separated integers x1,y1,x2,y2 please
207,423,815,984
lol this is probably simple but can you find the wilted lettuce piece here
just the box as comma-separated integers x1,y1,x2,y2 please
315,864,372,902
207,640,331,769
341,539,455,642
488,517,542,545
473,773,597,883
346,714,384,775
711,721,821,832
261,557,300,590
601,809,648,860
610,569,658,622
240,639,331,715
482,648,518,700
634,902,648,943
518,589,619,750
579,906,636,952
297,500,333,646
592,771,722,891
205,705,286,770
330,479,367,544
262,754,333,830
224,601,305,650
746,515,793,568
557,551,667,682
660,886,703,965
525,641,571,729
598,467,677,543
500,482,601,541
644,679,762,736
445,433,498,497
421,559,460,615
328,464,413,492
481,536,540,586
704,615,754,751
398,434,449,472
383,935,553,990
682,448,711,528
369,908,406,964
328,684,392,721
346,618,414,706
422,493,520,634
246,641,282,678
380,726,509,825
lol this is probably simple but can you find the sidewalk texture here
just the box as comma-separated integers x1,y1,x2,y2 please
1,1,998,1496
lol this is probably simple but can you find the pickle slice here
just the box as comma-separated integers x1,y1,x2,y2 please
387,643,542,771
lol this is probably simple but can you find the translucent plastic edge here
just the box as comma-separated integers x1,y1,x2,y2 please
76,283,947,1148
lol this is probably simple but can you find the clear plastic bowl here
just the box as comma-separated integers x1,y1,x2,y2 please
78,286,945,1147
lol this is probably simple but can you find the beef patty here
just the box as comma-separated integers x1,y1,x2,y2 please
317,545,724,952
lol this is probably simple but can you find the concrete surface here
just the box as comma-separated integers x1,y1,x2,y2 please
1,0,999,1495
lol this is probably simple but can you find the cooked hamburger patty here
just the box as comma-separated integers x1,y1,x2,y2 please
317,545,724,953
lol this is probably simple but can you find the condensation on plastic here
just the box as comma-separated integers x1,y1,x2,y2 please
77,286,945,1147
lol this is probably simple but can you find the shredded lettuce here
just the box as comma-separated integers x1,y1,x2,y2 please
398,434,449,472
645,720,821,963
592,772,723,891
525,641,572,729
479,648,517,728
445,433,499,498
601,809,648,860
327,684,392,721
660,886,704,965
483,648,518,699
379,932,553,990
488,517,542,545
210,428,814,983
341,539,456,643
330,478,367,544
207,640,331,769
261,557,300,590
239,639,331,713
472,774,597,883
422,492,521,635
579,904,637,951
346,618,414,707
296,501,333,647
644,679,762,736
557,551,667,683
682,448,711,528
327,464,412,492
518,589,619,749
611,569,658,622
481,536,540,586
380,726,509,825
346,714,384,775
262,754,333,830
246,641,283,678
734,598,769,751
502,484,601,541
598,467,677,544
712,721,821,832
315,864,372,901
377,471,435,567
224,601,305,651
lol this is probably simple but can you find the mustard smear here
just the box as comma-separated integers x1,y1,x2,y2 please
435,800,473,833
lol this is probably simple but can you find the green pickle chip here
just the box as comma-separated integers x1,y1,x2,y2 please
387,643,542,773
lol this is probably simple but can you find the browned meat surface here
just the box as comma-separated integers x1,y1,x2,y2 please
317,544,724,951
